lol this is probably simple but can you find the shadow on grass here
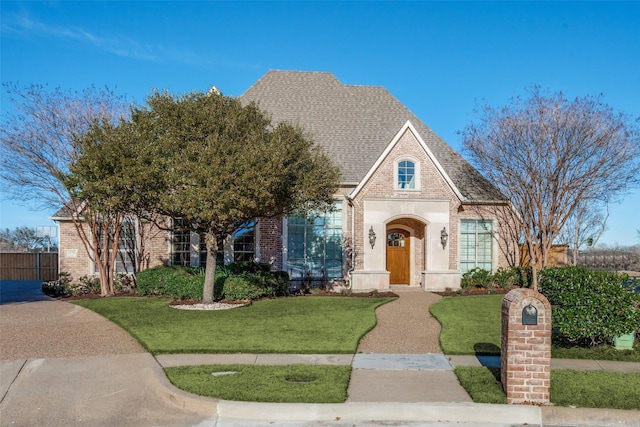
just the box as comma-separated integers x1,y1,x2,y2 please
473,342,500,356
473,343,502,382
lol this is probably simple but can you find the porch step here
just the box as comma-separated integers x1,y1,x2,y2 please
389,285,423,292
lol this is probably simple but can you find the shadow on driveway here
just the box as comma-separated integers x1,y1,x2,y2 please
0,280,52,305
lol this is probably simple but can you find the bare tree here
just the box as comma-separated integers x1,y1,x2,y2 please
0,84,129,295
559,201,608,265
461,86,640,290
0,226,54,252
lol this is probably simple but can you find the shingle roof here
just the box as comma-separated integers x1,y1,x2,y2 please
240,70,506,203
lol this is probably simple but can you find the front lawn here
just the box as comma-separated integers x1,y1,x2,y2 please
430,295,640,362
165,364,351,403
455,367,640,410
72,296,393,354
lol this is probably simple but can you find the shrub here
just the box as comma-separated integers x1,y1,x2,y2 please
222,275,264,301
137,266,205,300
226,261,272,275
539,266,640,347
136,264,289,301
492,266,531,289
42,271,72,297
43,273,101,297
461,268,493,290
68,275,101,296
461,267,532,292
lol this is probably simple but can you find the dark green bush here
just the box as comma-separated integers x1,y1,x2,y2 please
226,261,272,275
137,264,289,301
461,268,493,289
539,266,640,347
222,275,264,300
137,266,205,300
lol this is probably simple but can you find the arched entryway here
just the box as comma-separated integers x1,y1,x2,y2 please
386,218,427,286
387,229,410,284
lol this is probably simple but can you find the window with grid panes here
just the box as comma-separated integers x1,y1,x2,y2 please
94,219,136,274
286,202,343,280
398,160,416,189
460,220,493,273
171,219,191,266
233,223,255,262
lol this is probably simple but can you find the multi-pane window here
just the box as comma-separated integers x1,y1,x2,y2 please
398,160,415,189
171,218,191,266
388,232,405,247
460,220,493,273
173,220,255,268
94,219,136,274
116,220,136,273
233,223,255,262
287,202,343,280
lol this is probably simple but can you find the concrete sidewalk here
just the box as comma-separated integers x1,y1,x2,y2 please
156,352,640,373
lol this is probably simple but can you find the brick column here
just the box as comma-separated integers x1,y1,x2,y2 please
501,288,551,405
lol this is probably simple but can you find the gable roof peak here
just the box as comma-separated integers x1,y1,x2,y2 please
240,70,507,203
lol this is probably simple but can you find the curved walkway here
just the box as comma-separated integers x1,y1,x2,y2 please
356,287,443,354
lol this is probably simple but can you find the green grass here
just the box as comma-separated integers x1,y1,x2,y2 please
551,370,640,410
164,364,351,403
551,341,640,362
455,367,640,410
72,296,393,354
430,295,640,362
429,295,503,355
454,367,506,404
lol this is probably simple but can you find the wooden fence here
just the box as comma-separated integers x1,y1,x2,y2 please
0,252,59,281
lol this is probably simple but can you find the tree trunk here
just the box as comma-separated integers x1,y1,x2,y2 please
203,231,218,304
527,240,539,292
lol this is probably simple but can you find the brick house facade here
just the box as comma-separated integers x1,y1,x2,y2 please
54,71,514,291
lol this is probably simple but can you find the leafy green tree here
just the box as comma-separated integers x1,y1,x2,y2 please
73,90,340,302
66,119,149,294
461,87,640,290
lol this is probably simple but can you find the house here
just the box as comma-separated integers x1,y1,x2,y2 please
54,70,513,291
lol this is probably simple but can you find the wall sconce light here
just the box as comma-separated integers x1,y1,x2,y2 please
440,227,448,250
369,226,377,249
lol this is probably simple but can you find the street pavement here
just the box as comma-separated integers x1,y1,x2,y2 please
1,280,639,426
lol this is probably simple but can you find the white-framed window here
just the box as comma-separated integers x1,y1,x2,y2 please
460,220,493,273
395,158,420,190
286,201,343,280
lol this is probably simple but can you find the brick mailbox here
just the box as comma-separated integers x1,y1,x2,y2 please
501,288,551,405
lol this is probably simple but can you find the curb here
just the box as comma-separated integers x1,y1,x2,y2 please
216,401,542,425
541,406,640,426
147,353,218,416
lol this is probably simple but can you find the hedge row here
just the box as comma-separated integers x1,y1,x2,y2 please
539,266,640,346
136,262,290,301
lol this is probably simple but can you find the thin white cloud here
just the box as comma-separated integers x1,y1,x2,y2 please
1,13,220,66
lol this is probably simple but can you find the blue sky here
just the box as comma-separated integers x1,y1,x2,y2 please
1,1,639,246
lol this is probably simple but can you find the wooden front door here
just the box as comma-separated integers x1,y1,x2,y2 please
387,230,410,284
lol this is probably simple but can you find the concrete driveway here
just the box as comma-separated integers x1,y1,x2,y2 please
0,280,215,427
